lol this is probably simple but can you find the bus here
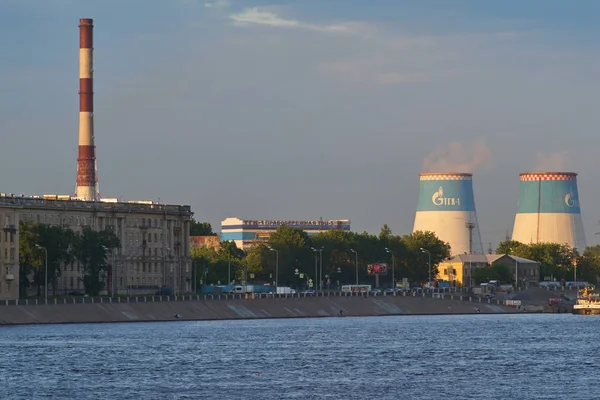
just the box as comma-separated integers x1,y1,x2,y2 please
341,285,372,293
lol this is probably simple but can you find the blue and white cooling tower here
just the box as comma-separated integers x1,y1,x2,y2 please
413,173,484,256
512,172,586,250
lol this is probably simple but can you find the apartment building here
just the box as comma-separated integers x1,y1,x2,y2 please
0,194,193,300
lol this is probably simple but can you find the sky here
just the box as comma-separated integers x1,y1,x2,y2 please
1,0,600,249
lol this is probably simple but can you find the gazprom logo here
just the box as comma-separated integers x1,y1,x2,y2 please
565,191,579,208
432,186,461,206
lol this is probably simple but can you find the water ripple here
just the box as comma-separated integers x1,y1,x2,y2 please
1,314,600,399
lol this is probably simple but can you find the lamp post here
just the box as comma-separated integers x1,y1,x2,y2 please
420,248,431,287
311,246,324,290
311,248,318,290
35,244,48,302
268,246,279,290
385,248,395,289
350,249,358,285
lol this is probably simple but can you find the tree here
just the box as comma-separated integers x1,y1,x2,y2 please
576,246,600,283
401,230,451,284
18,222,41,297
267,225,311,286
379,224,393,240
191,240,245,289
36,224,76,295
190,219,217,236
497,240,579,281
472,263,512,284
73,227,120,296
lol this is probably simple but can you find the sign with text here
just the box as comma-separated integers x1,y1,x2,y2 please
243,219,349,230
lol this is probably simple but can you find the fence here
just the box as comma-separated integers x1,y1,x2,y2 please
2,289,515,307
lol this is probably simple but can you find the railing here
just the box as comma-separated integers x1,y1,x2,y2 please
1,288,514,307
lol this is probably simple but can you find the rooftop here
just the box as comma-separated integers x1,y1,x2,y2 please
0,193,192,215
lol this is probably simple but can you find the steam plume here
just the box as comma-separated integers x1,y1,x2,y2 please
421,138,492,173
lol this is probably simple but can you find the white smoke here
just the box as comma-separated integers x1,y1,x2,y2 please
421,138,493,173
531,150,569,172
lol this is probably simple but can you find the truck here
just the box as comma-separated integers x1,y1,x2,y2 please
276,287,296,294
230,285,255,294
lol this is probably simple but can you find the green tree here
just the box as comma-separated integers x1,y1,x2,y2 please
576,246,600,283
190,219,217,236
379,224,393,240
74,227,120,296
267,225,311,286
18,222,41,297
497,240,579,281
401,230,451,284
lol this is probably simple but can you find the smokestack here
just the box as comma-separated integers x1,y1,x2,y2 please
76,18,97,200
512,172,586,250
413,173,484,256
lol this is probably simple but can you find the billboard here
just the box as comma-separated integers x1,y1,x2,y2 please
367,263,388,275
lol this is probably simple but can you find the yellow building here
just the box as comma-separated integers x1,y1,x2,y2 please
438,254,541,287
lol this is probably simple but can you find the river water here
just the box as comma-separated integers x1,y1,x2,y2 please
1,314,599,399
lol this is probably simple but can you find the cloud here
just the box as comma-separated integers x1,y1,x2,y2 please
229,7,357,33
204,0,230,8
421,139,493,173
531,150,570,172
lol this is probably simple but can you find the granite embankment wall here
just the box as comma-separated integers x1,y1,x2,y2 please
0,294,517,326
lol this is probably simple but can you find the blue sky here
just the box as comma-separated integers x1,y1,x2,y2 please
1,0,600,250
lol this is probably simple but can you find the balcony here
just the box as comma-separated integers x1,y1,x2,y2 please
5,274,14,281
3,224,16,233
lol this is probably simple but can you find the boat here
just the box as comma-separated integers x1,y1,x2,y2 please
572,286,600,315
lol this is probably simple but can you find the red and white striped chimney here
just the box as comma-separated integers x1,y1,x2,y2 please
76,18,97,200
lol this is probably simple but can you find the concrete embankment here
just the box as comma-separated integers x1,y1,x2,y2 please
0,295,517,326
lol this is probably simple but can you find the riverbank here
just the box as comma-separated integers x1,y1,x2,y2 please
0,294,518,326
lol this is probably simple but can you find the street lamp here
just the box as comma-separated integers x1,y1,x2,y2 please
35,244,48,302
385,248,395,289
267,246,279,290
350,249,358,285
311,246,324,290
420,248,431,287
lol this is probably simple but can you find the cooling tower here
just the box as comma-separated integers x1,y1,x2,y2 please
75,18,98,201
512,172,586,250
413,173,484,255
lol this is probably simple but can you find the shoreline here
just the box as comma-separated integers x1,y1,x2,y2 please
0,294,520,327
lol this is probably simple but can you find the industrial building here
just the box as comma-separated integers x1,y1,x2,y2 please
0,195,192,300
220,217,351,250
413,173,484,256
511,172,586,250
438,254,540,287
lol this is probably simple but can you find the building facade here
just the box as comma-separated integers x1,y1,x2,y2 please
0,194,193,300
438,254,541,287
220,217,351,250
0,205,19,300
